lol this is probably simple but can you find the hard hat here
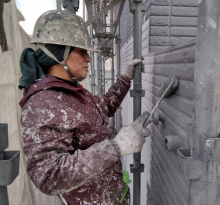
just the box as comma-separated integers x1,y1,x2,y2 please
30,10,99,52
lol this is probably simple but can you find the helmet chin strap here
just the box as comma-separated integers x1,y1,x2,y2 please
63,65,79,83
36,44,79,83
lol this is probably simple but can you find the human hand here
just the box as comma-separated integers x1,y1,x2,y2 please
113,111,151,156
123,58,145,80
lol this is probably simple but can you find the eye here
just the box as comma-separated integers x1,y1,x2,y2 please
81,49,89,56
78,49,84,55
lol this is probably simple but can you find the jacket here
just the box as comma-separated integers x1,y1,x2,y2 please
20,74,131,205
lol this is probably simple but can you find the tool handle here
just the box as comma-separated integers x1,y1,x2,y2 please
142,116,152,128
142,80,174,128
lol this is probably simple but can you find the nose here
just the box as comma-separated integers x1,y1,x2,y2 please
85,53,91,62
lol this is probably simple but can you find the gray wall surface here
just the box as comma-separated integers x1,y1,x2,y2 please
147,41,196,205
149,0,198,53
120,18,152,205
120,0,198,52
119,0,199,204
120,0,133,49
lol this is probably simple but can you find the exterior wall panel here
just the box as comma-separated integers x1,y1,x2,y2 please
120,19,151,205
149,0,198,52
151,6,169,16
171,7,198,17
171,17,198,26
120,0,133,48
171,0,198,6
145,42,196,205
119,1,198,205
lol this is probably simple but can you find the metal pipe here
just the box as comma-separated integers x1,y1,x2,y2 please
100,57,104,95
111,50,115,88
116,34,121,77
191,1,220,204
82,0,85,21
97,55,102,96
111,50,115,127
56,0,62,10
115,29,122,132
89,25,96,95
131,1,143,205
96,39,102,96
103,58,106,94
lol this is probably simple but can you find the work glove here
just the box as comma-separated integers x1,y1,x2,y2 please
123,58,145,80
113,111,151,156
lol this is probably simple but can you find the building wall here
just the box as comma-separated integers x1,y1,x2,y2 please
120,0,133,49
120,17,151,205
149,0,198,53
119,0,199,204
146,41,196,205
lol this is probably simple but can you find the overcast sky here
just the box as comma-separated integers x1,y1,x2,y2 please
15,0,83,35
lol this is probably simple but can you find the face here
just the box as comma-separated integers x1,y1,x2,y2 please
65,47,91,81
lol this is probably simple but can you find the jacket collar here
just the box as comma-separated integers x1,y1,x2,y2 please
19,75,83,108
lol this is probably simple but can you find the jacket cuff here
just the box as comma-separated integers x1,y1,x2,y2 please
123,75,131,82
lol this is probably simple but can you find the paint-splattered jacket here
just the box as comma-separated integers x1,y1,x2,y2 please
19,75,131,205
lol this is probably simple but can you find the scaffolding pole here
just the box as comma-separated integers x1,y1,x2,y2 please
56,0,62,10
89,25,96,95
115,31,122,132
103,58,106,94
130,1,145,205
111,49,115,126
97,54,103,96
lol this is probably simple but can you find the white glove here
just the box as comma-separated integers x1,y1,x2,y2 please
124,58,145,80
113,111,151,156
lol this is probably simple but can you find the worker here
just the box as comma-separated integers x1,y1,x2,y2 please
18,10,150,205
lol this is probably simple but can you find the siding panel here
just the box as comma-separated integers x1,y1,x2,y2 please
149,2,198,52
145,41,195,205
171,7,198,17
119,1,197,204
152,133,189,200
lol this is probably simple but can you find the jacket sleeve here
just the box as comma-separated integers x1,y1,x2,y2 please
94,75,131,117
21,91,121,196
